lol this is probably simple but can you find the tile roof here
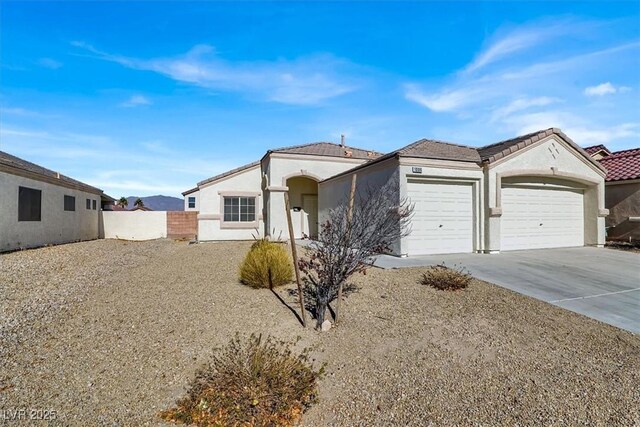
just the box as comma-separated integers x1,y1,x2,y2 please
270,142,382,160
584,144,611,155
196,160,261,187
0,150,104,194
599,148,640,182
182,186,199,196
321,138,481,183
397,138,481,162
477,128,606,173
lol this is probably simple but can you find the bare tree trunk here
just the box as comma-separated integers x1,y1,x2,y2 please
335,173,357,324
284,191,307,327
316,300,327,329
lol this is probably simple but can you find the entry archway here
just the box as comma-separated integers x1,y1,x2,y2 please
285,176,319,239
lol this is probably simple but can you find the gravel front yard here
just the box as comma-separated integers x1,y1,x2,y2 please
1,239,638,426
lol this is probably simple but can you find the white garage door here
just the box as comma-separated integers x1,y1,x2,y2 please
406,181,474,255
501,185,584,251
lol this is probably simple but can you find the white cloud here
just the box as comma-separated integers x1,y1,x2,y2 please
38,58,63,69
404,84,486,112
491,96,562,121
462,19,598,75
73,42,357,105
584,82,631,96
121,94,151,107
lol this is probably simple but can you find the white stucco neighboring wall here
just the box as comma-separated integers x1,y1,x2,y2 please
197,165,263,241
0,171,101,252
101,211,168,240
483,134,607,252
264,154,367,240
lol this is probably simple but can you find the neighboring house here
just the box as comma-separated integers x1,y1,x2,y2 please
131,205,153,211
185,128,607,256
0,151,113,252
585,144,640,241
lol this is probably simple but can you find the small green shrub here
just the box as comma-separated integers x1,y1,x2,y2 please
159,334,324,427
240,240,294,288
420,264,472,291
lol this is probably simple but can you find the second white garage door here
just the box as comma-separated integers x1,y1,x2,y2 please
501,185,584,251
406,180,474,255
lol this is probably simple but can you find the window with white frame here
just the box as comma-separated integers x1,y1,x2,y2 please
223,196,256,222
188,196,196,209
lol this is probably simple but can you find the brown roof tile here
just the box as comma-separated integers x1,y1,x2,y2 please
0,150,104,195
270,142,382,160
397,138,481,162
477,128,606,173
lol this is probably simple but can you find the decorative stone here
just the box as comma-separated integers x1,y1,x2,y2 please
321,320,332,332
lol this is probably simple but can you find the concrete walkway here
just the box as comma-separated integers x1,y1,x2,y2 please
374,247,640,334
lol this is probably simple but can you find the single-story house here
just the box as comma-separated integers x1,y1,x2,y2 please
585,144,640,241
184,128,607,256
0,150,113,252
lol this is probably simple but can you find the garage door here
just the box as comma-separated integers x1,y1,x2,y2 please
406,181,474,255
501,185,584,251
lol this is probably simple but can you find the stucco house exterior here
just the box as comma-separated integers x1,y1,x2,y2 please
585,145,640,241
0,151,113,252
185,128,607,256
182,143,380,241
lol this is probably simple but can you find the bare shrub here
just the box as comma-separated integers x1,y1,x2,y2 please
420,264,472,291
159,334,324,426
299,174,413,329
240,240,293,288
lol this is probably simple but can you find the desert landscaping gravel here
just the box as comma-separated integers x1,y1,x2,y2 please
1,239,638,426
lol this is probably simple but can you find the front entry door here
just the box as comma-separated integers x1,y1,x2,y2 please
302,194,318,239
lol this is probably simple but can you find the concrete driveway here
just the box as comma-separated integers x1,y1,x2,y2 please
374,247,640,334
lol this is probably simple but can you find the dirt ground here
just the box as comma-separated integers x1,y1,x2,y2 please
1,239,638,426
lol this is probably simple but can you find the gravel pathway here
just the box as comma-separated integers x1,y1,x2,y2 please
1,239,638,426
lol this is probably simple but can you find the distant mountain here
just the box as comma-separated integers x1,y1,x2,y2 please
125,195,183,211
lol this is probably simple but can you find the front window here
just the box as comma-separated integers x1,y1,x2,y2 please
188,197,196,209
223,196,255,222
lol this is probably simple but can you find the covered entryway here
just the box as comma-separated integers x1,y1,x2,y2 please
286,176,318,239
406,180,474,255
501,183,584,251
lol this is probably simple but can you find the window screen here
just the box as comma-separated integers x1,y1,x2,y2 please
86,198,91,209
188,197,196,209
92,200,97,210
64,195,76,211
18,186,42,221
223,196,256,222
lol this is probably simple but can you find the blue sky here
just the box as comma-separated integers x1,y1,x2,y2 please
1,1,639,197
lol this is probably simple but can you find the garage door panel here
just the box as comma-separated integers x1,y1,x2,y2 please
406,181,474,255
501,186,584,251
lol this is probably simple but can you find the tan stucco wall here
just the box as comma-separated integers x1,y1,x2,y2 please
197,166,264,241
264,154,366,240
605,181,640,241
484,135,607,252
101,211,168,240
0,171,100,252
319,157,402,254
